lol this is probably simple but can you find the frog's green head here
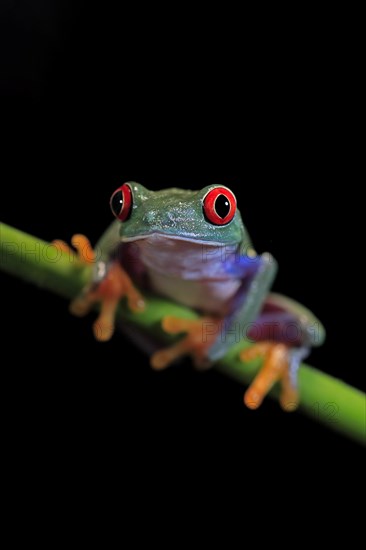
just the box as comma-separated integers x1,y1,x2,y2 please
110,182,249,245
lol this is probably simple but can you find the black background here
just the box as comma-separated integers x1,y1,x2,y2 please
0,1,363,500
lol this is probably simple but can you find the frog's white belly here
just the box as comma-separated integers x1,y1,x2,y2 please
134,234,241,315
148,270,240,314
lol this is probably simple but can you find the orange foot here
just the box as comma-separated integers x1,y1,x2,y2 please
151,316,221,370
240,342,299,412
53,234,145,341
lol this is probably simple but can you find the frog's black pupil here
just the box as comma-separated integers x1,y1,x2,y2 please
112,190,123,216
215,194,231,218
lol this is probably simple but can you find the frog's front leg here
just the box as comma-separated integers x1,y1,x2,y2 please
151,251,303,411
151,252,276,373
206,251,305,411
53,233,145,341
72,261,145,341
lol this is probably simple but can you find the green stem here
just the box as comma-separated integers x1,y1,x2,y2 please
1,222,365,445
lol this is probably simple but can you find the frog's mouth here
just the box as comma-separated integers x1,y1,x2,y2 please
121,232,231,247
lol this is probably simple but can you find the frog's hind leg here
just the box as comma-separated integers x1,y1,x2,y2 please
240,343,308,411
240,292,325,411
261,292,326,347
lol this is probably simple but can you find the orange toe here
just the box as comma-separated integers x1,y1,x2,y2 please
151,315,218,371
241,341,299,411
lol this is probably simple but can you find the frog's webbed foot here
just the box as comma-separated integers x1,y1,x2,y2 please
52,234,145,341
240,342,301,412
151,316,220,371
77,262,145,341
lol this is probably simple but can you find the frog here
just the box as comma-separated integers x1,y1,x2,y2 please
53,182,325,411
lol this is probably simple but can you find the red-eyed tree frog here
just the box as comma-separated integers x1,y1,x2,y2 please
54,183,325,410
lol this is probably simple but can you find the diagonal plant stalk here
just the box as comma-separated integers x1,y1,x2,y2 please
1,221,365,445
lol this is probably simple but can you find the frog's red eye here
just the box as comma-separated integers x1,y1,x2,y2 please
110,184,133,221
203,187,237,225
